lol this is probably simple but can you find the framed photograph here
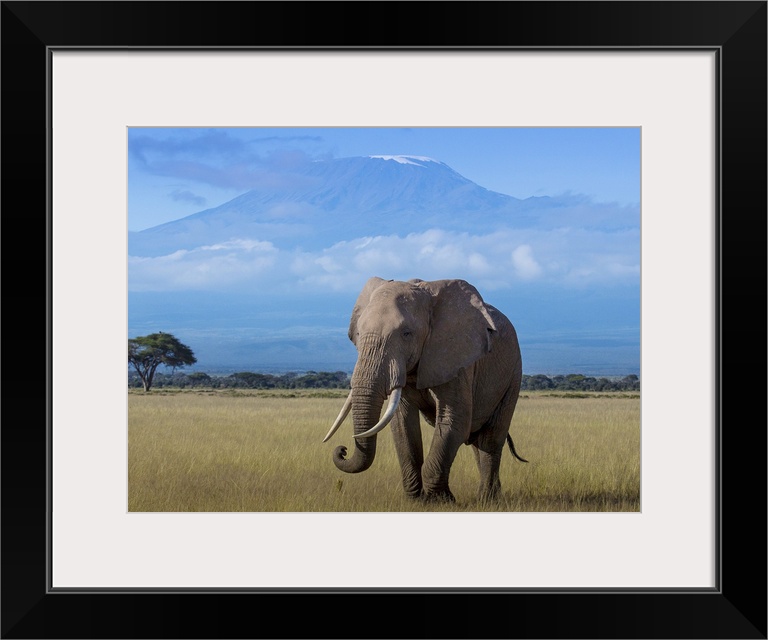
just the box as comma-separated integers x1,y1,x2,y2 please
3,2,765,638
123,124,643,518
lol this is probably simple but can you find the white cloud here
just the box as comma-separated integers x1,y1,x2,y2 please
314,255,343,273
129,238,279,291
511,244,543,280
292,230,534,291
200,238,272,252
129,227,639,294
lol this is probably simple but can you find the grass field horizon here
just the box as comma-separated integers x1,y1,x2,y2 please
128,389,640,513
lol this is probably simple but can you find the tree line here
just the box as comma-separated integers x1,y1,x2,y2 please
128,370,639,392
521,373,639,392
128,370,351,390
128,332,639,393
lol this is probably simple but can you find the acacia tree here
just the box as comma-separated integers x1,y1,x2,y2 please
128,332,197,392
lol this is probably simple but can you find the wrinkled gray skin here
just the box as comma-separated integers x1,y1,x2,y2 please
327,277,525,503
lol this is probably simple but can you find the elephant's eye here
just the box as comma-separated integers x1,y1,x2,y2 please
402,330,412,339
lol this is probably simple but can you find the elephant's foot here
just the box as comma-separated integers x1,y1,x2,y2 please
402,479,423,500
421,488,456,503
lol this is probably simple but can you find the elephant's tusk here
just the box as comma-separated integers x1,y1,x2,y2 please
322,391,353,442
354,387,402,439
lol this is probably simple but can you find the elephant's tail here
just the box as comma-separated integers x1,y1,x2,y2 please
506,433,528,463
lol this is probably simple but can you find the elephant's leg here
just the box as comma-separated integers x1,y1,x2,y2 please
473,384,521,501
391,394,424,499
422,377,473,502
471,444,503,502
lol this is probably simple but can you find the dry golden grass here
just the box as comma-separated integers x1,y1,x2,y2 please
128,389,640,512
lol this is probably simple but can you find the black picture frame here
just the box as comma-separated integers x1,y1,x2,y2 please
3,2,765,638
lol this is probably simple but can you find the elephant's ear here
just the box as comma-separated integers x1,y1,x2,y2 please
348,277,388,345
416,280,497,389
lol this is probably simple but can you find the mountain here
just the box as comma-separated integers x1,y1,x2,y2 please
129,155,527,257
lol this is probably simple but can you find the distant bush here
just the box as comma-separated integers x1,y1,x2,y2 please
521,373,639,392
129,369,352,390
129,370,639,392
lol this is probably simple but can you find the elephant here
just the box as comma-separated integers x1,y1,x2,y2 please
323,277,527,503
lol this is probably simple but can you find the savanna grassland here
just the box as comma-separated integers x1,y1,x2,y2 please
128,389,640,513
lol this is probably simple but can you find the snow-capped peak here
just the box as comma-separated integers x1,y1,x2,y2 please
368,155,440,167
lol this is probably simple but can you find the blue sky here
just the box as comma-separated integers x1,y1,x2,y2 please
128,127,641,375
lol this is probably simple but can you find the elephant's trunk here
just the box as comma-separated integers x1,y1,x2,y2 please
353,387,402,439
332,334,406,474
332,385,384,474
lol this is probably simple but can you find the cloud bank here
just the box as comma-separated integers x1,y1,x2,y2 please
128,227,639,294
